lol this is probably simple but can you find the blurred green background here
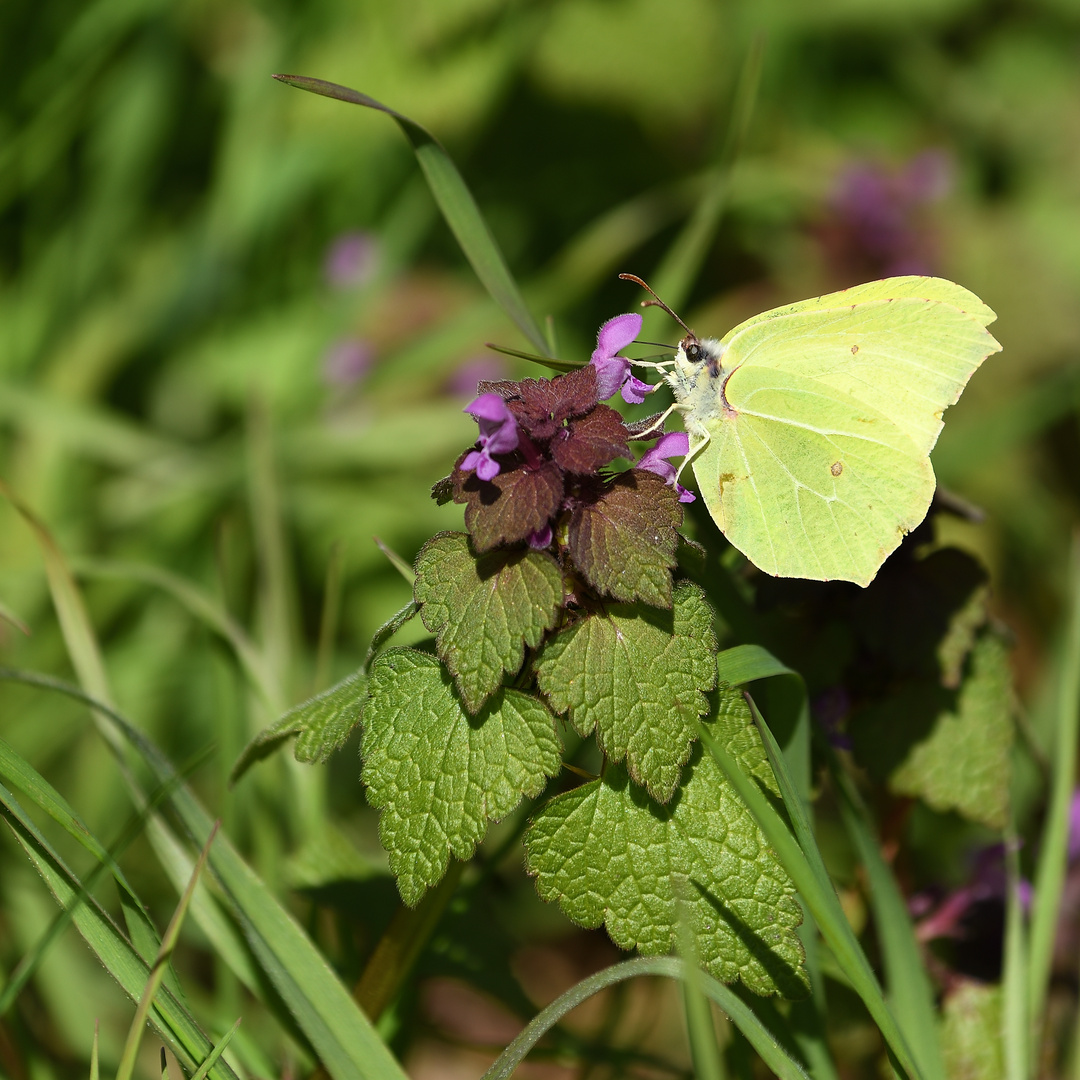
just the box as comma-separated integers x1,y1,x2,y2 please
2,0,1079,1074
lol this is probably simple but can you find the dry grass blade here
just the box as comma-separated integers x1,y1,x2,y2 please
114,824,221,1080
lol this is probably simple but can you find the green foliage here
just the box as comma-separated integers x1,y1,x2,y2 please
940,983,1005,1080
535,582,717,801
362,649,561,905
2,0,1079,1074
890,632,1013,828
231,670,369,784
526,688,808,999
415,532,563,712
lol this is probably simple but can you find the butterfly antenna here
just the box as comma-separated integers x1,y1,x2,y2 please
618,273,694,337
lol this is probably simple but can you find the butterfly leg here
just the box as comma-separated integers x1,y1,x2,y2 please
632,402,690,440
674,429,710,486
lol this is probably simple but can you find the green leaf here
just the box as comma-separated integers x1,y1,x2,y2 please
230,671,368,785
940,983,1004,1080
273,75,549,356
535,582,717,801
362,649,561,905
525,687,807,998
415,533,563,713
568,471,682,608
889,633,1014,829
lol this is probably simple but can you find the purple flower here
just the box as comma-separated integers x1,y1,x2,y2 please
444,356,508,398
591,313,651,404
461,393,520,481
636,432,695,502
323,339,374,386
528,524,553,550
324,232,379,289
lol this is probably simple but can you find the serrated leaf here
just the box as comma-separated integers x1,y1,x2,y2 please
890,633,1014,829
536,583,716,801
525,687,807,998
415,533,563,713
940,982,1004,1080
230,672,367,785
362,649,561,905
568,471,682,607
550,406,630,474
455,460,564,553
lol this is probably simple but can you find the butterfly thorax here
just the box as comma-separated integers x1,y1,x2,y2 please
664,334,737,429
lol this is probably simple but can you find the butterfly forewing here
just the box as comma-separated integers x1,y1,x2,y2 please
722,296,1001,456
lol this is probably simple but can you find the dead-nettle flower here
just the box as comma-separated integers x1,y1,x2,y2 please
461,392,520,481
323,338,375,386
591,313,652,404
324,231,380,289
636,431,695,503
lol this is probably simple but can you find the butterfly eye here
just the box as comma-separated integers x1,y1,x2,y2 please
684,342,703,364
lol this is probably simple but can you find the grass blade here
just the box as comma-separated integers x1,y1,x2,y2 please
0,671,409,1080
115,824,219,1080
273,74,550,356
481,956,809,1080
716,647,837,1080
1003,814,1029,1080
0,596,30,635
697,712,924,1080
0,783,239,1080
677,908,727,1080
190,1019,242,1080
1027,532,1080,1051
828,753,945,1080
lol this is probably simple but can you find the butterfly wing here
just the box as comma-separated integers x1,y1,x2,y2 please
721,290,1001,456
686,279,1001,586
691,366,933,586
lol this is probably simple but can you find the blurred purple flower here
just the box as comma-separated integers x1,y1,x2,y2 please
914,841,1031,945
461,393,519,481
822,150,951,279
323,338,374,387
591,313,650,404
324,231,379,289
1069,788,1080,863
444,356,508,398
636,432,695,502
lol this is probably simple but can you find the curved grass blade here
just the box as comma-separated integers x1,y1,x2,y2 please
0,733,195,1016
0,596,30,635
697,713,924,1080
481,956,809,1080
484,342,581,374
0,783,239,1080
116,824,219,1080
716,647,837,1080
827,749,944,1080
1002,813,1028,1080
0,671,409,1080
1027,532,1080,1053
273,74,549,357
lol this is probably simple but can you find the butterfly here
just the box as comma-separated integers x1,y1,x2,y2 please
625,275,1002,587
